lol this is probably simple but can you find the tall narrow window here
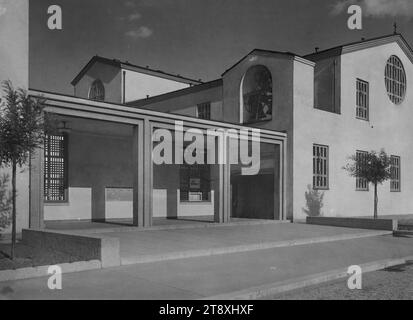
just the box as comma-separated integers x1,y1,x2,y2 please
390,155,401,192
197,102,211,120
356,150,369,190
313,144,329,190
44,134,68,202
89,79,105,101
356,79,369,120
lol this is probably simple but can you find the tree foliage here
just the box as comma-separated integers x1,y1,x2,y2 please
0,81,52,166
343,149,392,218
343,149,392,185
0,80,56,258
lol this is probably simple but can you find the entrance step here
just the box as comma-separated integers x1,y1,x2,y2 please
120,230,391,265
55,219,290,234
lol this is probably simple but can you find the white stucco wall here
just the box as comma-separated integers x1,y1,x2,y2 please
124,69,190,102
293,42,413,219
74,61,122,103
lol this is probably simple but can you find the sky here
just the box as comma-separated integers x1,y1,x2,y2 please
25,0,413,95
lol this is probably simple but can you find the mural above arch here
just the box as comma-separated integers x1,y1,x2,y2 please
241,65,273,124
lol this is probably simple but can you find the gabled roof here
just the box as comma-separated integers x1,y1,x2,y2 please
221,49,314,76
304,33,413,64
71,55,203,86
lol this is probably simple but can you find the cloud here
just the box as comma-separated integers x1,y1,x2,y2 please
124,0,175,8
331,0,413,18
0,3,7,17
125,26,153,39
124,1,136,8
128,12,142,21
119,12,142,22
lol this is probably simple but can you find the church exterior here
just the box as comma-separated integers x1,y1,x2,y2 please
0,0,412,234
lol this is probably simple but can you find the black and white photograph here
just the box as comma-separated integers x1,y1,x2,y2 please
0,0,413,308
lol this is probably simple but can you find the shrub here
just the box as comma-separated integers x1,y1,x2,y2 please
303,184,324,217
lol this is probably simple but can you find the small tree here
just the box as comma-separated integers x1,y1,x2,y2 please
0,80,52,259
343,149,392,219
0,173,12,235
303,184,324,217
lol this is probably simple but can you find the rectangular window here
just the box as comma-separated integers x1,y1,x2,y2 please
313,144,329,190
356,79,369,120
180,164,211,202
197,102,211,120
356,150,369,191
44,134,68,202
314,58,340,114
390,155,401,192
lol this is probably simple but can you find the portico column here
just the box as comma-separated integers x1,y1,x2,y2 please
29,148,45,229
132,124,144,226
273,144,281,220
142,119,152,227
91,185,105,222
222,132,231,223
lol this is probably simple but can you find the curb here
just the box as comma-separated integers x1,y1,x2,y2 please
201,255,413,300
121,230,392,265
0,260,102,283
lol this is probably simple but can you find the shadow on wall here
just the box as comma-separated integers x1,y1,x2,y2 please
303,184,324,217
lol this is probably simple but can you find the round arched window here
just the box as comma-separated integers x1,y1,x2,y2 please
89,79,105,101
385,55,406,105
241,65,272,123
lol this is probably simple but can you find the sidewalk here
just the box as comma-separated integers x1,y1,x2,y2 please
1,234,412,299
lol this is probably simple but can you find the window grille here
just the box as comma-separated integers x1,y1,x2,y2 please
385,55,406,105
197,102,211,120
313,144,329,189
356,150,369,191
356,79,369,120
44,134,68,202
390,155,401,192
89,79,105,101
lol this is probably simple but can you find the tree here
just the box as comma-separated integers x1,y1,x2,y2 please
0,80,53,259
343,149,392,219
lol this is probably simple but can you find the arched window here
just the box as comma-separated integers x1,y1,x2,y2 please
88,79,105,101
385,55,406,105
241,65,272,123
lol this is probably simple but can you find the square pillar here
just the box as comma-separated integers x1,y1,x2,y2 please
132,124,144,226
29,148,44,229
142,119,152,227
91,185,105,222
222,133,231,223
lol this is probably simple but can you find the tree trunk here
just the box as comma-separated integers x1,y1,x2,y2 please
373,182,378,219
11,160,17,260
